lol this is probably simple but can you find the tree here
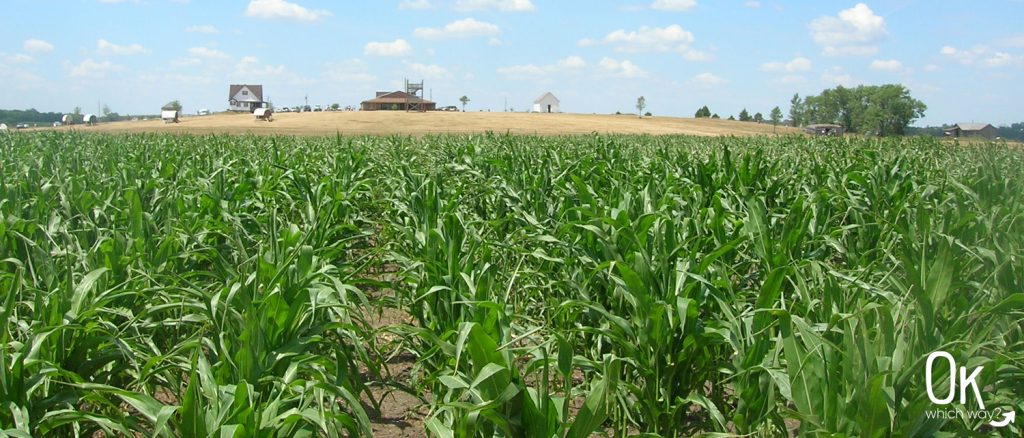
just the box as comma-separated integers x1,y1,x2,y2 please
789,93,804,127
753,112,764,123
711,113,720,119
738,108,750,122
636,96,646,118
801,84,926,135
694,105,711,118
72,106,82,117
459,95,470,112
331,103,340,110
770,106,783,126
101,105,111,117
727,115,735,121
169,100,182,112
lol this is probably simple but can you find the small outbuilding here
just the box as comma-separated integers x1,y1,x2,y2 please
805,124,844,136
943,123,997,139
532,92,560,113
83,114,98,126
0,123,6,131
161,110,180,123
61,114,76,125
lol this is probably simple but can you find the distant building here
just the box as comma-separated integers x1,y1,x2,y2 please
228,84,265,112
805,124,844,136
360,91,436,111
532,92,560,113
944,123,996,139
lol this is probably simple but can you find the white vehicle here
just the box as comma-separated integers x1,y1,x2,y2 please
197,109,210,116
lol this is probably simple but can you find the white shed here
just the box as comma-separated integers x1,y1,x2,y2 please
83,114,98,125
161,110,180,123
0,123,6,131
62,114,76,125
532,92,560,113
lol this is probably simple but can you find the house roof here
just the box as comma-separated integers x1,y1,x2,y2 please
953,123,992,131
362,91,434,105
229,84,263,102
534,92,559,103
161,102,177,111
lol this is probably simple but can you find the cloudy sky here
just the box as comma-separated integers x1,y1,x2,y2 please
1,0,1022,125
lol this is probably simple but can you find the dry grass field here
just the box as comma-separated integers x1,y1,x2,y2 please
60,110,803,136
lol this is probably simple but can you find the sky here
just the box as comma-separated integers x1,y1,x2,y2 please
1,0,1022,126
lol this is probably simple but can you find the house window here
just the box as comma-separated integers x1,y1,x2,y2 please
242,90,248,95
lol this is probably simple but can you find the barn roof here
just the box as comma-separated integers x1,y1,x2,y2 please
534,92,559,103
161,102,177,111
229,84,263,102
362,91,434,104
954,123,993,131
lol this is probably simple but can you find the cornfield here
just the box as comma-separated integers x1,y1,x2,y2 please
1,131,1022,437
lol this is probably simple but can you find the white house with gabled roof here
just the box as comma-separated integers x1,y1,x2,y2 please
228,84,264,112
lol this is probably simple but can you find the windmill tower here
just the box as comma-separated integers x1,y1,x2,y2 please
405,78,425,112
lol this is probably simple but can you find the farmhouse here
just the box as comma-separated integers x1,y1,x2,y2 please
360,91,436,111
228,84,265,112
943,123,996,139
805,124,844,136
532,92,560,113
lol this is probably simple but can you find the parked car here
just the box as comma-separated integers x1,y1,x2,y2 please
313,105,322,112
442,105,459,112
53,121,62,127
302,105,312,112
15,123,28,129
278,107,291,113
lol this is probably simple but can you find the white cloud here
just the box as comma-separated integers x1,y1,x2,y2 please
454,0,535,12
188,46,229,59
650,0,696,11
185,25,219,33
69,58,123,78
598,25,694,52
399,0,431,9
498,55,586,78
984,52,1023,67
325,59,376,82
5,54,35,64
998,35,1024,48
923,64,940,72
809,3,887,56
869,59,909,73
778,75,807,85
941,45,1023,68
821,67,858,86
364,39,412,57
97,39,150,55
598,57,648,78
234,55,287,77
23,39,54,54
407,62,450,79
413,18,500,39
679,47,713,61
761,56,812,72
744,1,760,8
244,0,331,22
689,72,725,86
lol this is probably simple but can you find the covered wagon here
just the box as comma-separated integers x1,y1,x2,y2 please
254,108,273,122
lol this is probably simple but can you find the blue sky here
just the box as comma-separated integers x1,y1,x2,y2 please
1,0,1022,125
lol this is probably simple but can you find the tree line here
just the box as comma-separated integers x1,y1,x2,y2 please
693,83,927,137
789,84,926,136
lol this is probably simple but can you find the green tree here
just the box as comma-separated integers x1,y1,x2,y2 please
169,100,182,112
753,112,764,123
711,113,720,119
694,105,711,118
738,108,750,122
331,103,340,110
802,84,926,135
636,96,646,118
770,106,782,126
459,95,470,111
788,93,803,127
727,115,736,121
72,106,82,117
